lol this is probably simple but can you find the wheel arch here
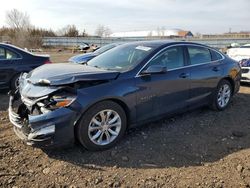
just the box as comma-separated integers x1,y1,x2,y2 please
9,72,22,89
74,97,131,132
220,76,235,94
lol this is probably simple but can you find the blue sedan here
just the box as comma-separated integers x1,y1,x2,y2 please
0,43,51,90
9,41,241,150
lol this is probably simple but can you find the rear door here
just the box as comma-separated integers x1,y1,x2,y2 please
0,47,22,88
135,45,190,121
186,45,223,106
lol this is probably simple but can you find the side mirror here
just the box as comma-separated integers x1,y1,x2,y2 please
141,65,167,75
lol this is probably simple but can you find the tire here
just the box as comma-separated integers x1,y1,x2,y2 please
76,101,127,151
10,74,21,90
211,79,232,111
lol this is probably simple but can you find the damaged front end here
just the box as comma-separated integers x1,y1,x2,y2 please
8,63,120,148
8,73,80,147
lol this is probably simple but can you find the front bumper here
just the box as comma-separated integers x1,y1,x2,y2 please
8,93,78,148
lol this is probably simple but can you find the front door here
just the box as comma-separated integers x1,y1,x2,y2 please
135,46,190,122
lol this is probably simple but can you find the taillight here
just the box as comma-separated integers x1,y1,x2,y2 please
44,60,52,64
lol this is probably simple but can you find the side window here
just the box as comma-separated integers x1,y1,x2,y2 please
211,50,223,61
0,48,5,60
187,46,212,65
148,46,184,70
6,49,19,59
0,48,19,60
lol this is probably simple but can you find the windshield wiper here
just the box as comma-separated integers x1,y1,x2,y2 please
81,61,88,65
93,65,101,68
88,64,115,71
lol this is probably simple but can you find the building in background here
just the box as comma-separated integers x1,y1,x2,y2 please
201,31,250,39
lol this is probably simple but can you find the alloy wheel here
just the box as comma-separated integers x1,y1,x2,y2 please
217,83,231,108
88,109,122,146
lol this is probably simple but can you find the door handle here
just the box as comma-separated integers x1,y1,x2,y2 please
212,67,220,72
179,73,190,78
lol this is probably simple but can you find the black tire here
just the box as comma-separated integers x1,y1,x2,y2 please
211,79,232,111
76,101,127,151
10,74,20,90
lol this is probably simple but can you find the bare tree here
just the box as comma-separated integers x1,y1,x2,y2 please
104,27,112,37
156,26,166,37
95,25,112,37
5,9,31,30
4,9,45,48
147,31,153,37
56,26,68,36
95,25,105,37
160,26,165,36
64,25,79,37
82,29,88,37
195,32,202,38
156,27,161,36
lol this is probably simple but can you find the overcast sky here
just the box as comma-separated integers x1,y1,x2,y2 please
0,0,249,35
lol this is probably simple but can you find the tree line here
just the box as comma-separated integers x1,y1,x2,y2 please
0,9,111,48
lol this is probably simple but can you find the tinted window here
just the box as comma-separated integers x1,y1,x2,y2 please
211,50,223,61
0,48,19,60
148,46,184,70
188,46,212,65
6,49,19,59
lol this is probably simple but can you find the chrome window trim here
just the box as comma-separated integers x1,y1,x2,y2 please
0,57,23,61
135,43,225,78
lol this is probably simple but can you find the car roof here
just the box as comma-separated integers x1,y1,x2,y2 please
122,40,210,49
0,43,34,55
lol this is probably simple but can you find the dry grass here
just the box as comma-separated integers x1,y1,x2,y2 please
37,50,82,63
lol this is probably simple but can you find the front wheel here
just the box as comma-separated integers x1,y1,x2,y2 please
76,101,127,151
10,74,21,90
211,79,232,111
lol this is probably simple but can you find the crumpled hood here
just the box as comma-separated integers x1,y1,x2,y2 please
26,63,120,86
68,52,96,63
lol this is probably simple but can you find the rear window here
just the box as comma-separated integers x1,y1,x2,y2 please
0,47,20,60
6,49,19,59
211,50,223,61
187,46,212,65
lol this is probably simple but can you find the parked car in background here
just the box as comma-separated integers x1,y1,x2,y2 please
68,43,122,64
227,44,250,61
77,43,90,51
239,58,250,83
0,43,51,90
9,41,241,150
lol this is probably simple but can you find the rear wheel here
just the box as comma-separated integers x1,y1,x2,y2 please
211,79,232,111
76,101,127,151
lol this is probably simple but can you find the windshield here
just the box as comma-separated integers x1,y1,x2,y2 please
88,43,156,71
94,44,117,55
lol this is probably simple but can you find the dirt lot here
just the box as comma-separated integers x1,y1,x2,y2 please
41,50,81,63
0,53,250,187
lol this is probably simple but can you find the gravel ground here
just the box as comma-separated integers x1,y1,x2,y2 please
0,80,250,187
